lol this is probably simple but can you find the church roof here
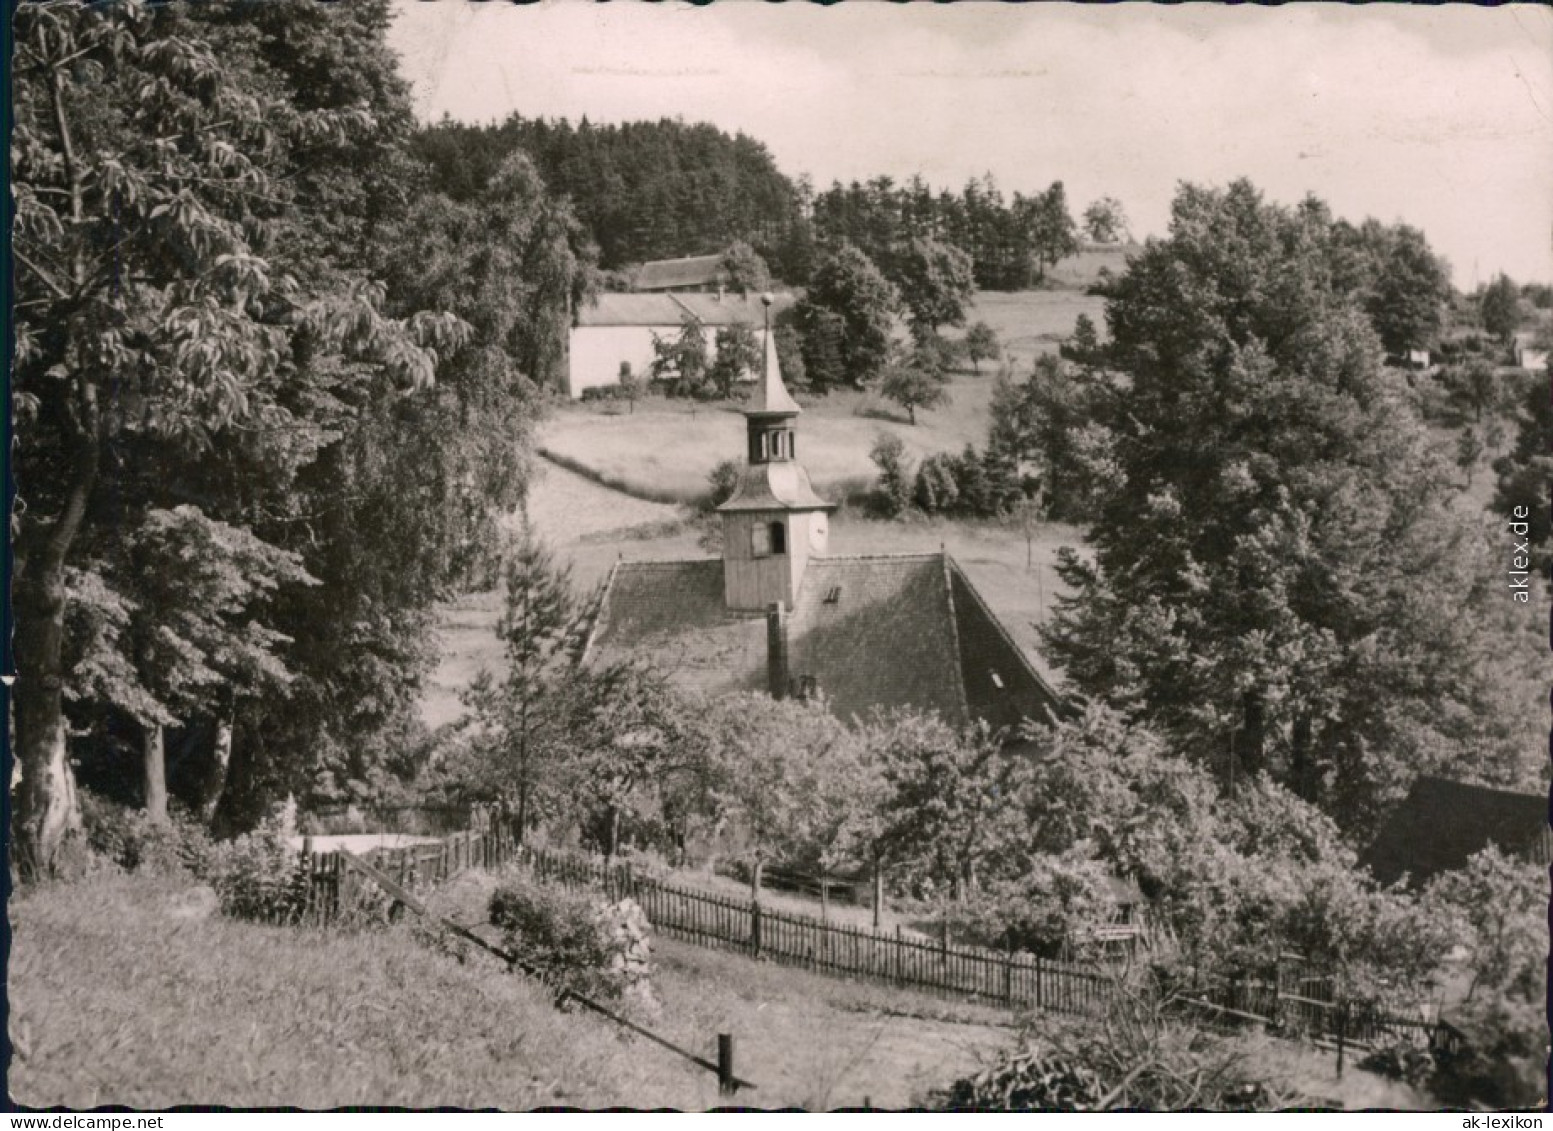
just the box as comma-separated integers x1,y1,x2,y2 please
716,460,832,513
583,552,1063,730
1361,775,1551,886
745,331,801,416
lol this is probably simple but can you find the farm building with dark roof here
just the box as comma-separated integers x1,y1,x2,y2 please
1361,775,1551,886
633,253,728,292
566,291,796,399
582,347,1063,731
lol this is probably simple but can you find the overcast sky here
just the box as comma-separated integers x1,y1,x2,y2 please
388,1,1553,286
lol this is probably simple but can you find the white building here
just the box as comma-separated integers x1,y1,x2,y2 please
566,292,791,399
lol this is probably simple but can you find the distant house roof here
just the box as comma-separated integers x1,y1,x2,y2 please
583,552,1063,730
635,254,727,291
1362,775,1551,886
576,292,793,329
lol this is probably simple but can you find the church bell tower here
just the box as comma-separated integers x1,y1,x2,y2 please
717,295,834,612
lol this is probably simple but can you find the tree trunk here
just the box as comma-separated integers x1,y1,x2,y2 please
13,567,85,879
143,723,168,824
605,806,620,862
194,713,234,825
1237,692,1267,778
1291,715,1315,802
13,402,98,876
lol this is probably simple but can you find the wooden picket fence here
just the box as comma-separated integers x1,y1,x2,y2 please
517,844,1114,1016
295,830,1456,1057
297,827,517,921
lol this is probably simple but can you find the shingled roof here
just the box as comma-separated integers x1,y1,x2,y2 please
1362,775,1551,886
583,551,1063,730
635,254,726,291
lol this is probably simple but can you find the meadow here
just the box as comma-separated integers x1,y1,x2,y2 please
8,868,1012,1110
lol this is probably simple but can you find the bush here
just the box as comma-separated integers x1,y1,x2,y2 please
79,791,213,878
1358,1039,1437,1091
930,974,1292,1111
488,875,654,1007
703,458,741,513
912,453,960,515
869,432,913,518
205,811,311,923
580,384,631,404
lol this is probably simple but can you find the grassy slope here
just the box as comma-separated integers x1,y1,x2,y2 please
8,872,702,1109
10,869,1016,1110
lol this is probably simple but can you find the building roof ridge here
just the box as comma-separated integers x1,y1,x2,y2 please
808,551,947,564
614,556,720,569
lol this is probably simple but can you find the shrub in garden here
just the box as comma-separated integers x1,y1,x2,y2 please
930,976,1289,1111
205,812,311,923
488,876,655,1008
79,791,213,878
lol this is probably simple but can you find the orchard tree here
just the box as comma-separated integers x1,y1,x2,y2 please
963,322,1001,373
1041,180,1517,829
1082,196,1131,244
794,244,901,388
709,324,763,399
878,346,951,424
895,237,976,336
10,1,463,873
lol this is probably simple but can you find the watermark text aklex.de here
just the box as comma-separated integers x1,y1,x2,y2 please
1507,504,1534,603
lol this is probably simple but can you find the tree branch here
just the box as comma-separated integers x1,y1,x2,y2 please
13,248,71,301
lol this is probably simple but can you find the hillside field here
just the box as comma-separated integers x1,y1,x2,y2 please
543,289,1109,506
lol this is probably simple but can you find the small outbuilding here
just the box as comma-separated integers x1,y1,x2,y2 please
1361,775,1551,886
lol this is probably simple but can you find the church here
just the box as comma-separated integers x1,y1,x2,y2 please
582,336,1064,733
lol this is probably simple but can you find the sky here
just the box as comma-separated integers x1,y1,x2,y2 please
388,1,1553,286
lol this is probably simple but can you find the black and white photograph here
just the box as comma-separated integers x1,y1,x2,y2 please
8,0,1552,1113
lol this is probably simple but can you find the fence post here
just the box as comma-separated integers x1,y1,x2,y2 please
717,1033,736,1097
1335,1000,1348,1078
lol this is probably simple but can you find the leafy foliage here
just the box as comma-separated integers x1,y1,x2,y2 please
931,971,1290,1111
79,791,212,877
1082,197,1131,244
1479,273,1521,344
1039,180,1522,828
205,808,311,923
489,877,655,1006
811,173,1078,291
867,432,913,518
793,245,901,390
878,349,951,425
963,322,1001,373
